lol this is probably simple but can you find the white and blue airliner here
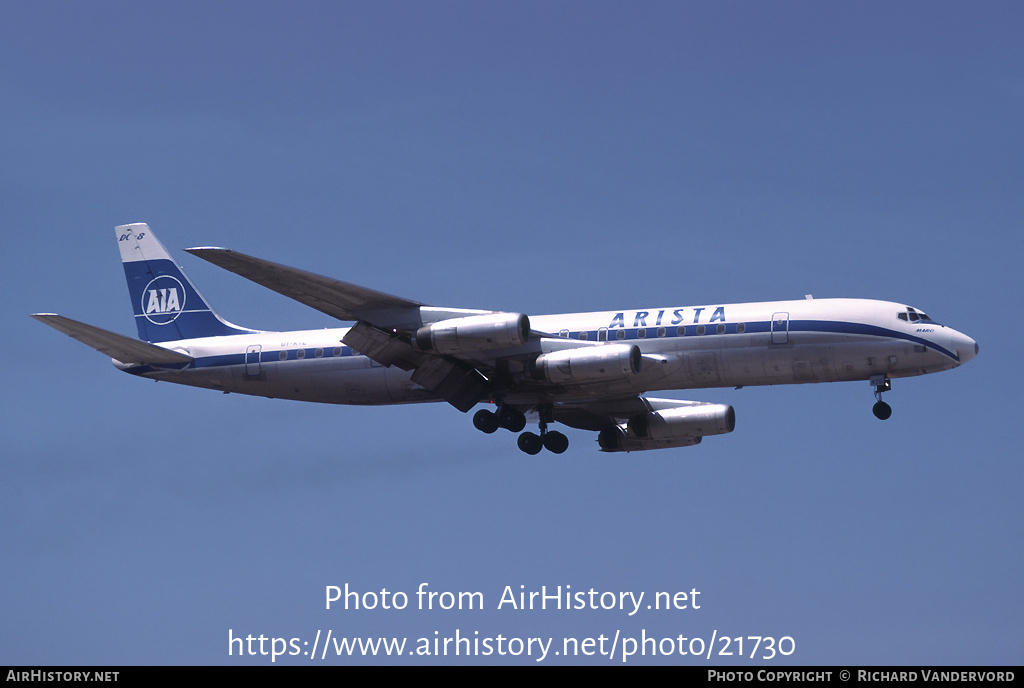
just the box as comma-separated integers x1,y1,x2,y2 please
33,223,978,454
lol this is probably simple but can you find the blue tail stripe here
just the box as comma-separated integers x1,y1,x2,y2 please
123,258,250,342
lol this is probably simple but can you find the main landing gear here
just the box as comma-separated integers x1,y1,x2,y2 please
473,406,525,433
472,406,569,455
871,375,892,420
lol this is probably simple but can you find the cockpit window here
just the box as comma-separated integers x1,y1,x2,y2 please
898,307,934,323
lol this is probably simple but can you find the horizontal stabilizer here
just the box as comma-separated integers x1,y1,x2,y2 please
185,247,424,327
31,314,194,365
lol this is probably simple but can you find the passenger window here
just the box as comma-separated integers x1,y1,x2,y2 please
696,325,706,335
716,324,726,334
676,326,685,337
297,349,306,359
559,329,569,338
616,329,626,340
637,328,646,339
578,331,588,340
657,327,666,338
279,350,287,361
333,347,342,356
598,328,608,342
315,348,324,358
737,323,746,333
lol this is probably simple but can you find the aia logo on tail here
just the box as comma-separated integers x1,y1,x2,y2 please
141,275,187,325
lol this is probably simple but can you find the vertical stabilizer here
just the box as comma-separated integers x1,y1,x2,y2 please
117,223,256,342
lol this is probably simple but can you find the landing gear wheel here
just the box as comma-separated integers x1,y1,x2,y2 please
473,409,499,434
542,430,569,454
517,432,543,455
498,407,527,433
870,375,893,421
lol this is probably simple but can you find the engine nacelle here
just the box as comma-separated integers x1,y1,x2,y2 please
531,344,641,384
628,404,735,441
413,313,530,354
597,403,736,452
598,425,703,452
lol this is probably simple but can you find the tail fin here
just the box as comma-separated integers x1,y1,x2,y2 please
117,223,257,342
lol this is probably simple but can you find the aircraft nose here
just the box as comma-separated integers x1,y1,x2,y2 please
950,330,978,365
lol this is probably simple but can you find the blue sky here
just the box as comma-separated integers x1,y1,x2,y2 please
2,1,1021,665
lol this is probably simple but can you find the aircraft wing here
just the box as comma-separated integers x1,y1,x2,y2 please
185,246,518,412
31,314,194,365
550,396,668,430
185,247,426,328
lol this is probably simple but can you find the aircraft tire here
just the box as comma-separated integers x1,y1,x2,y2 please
518,432,543,455
543,431,569,454
473,409,500,434
499,407,527,433
872,401,892,420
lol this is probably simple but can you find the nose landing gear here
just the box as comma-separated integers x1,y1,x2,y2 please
871,375,892,420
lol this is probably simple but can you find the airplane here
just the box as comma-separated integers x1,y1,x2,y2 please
32,223,979,454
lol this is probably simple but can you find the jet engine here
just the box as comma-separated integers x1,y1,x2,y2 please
628,403,735,441
531,344,641,384
413,313,530,354
598,426,703,452
598,403,735,452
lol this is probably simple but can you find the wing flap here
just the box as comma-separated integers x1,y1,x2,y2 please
409,358,490,413
32,314,194,365
341,321,426,371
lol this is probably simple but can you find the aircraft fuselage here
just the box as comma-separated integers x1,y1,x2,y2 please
118,297,976,406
